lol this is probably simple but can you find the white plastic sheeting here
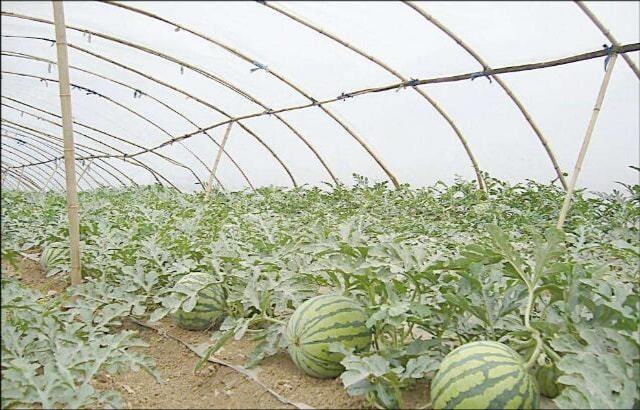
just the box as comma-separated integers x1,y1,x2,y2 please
1,1,638,192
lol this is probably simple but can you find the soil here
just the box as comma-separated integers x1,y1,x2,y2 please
2,256,555,409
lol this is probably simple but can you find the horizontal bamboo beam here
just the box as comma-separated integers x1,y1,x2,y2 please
6,41,631,166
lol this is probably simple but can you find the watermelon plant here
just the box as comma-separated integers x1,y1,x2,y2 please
1,175,638,409
39,242,69,276
0,278,159,408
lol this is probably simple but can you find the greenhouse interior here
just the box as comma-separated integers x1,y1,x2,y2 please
1,1,639,409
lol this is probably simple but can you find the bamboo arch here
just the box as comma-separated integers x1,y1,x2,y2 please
1,49,255,189
100,0,399,187
1,12,341,187
0,29,299,189
1,70,210,188
1,3,637,194
2,120,140,187
1,118,178,189
1,135,102,190
1,147,71,190
575,1,640,80
259,1,486,190
1,126,125,188
403,1,568,190
2,105,129,188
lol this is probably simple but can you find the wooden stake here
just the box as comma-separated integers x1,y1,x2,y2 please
205,122,233,197
52,0,82,286
557,53,618,229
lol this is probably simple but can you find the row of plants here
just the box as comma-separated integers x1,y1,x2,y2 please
1,175,638,408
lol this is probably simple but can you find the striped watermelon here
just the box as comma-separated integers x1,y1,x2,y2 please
286,294,371,379
430,341,539,409
170,272,226,331
39,244,68,276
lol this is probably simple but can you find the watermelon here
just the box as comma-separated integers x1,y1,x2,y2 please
535,362,563,399
39,244,68,276
286,294,371,378
170,272,226,331
430,341,539,409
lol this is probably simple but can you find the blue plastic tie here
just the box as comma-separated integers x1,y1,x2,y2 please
250,61,269,73
603,44,614,72
396,78,420,92
406,78,420,87
470,71,492,83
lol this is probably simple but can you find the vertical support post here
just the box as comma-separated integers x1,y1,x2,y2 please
52,0,82,286
42,160,60,192
557,53,618,229
77,159,93,187
16,167,24,190
205,122,233,197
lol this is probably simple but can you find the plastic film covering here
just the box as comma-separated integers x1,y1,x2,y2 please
1,1,638,193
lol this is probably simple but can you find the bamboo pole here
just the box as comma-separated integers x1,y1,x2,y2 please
2,49,255,189
16,166,24,190
41,158,59,191
76,159,94,187
1,122,124,188
52,0,81,286
1,120,137,187
404,1,568,190
557,53,618,229
3,41,637,173
205,122,233,197
575,1,639,80
2,71,206,188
